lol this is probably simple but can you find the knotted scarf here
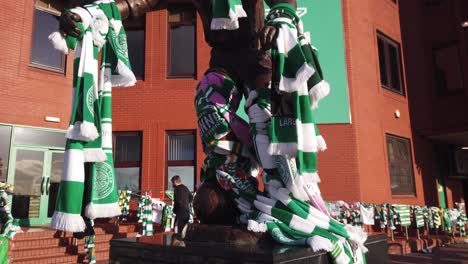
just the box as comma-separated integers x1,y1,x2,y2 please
49,0,135,232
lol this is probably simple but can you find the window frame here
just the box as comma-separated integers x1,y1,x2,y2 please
166,5,197,79
385,134,416,196
113,131,143,191
165,130,197,191
30,6,67,73
377,31,405,96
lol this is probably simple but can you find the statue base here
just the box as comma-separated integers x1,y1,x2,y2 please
110,224,389,263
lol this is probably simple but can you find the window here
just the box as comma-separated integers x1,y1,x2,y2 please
0,125,12,182
377,32,404,95
167,5,196,78
113,132,142,191
31,1,66,72
166,131,196,192
433,42,464,95
386,134,415,195
124,19,146,80
14,127,66,148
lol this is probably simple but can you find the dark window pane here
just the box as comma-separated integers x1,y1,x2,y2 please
31,9,65,71
378,38,388,87
168,135,195,161
0,125,12,182
386,134,415,195
126,30,145,80
168,6,196,77
115,167,140,191
169,25,195,76
114,133,142,163
377,32,404,95
389,44,401,91
14,127,66,148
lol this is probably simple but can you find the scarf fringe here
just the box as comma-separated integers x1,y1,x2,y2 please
50,211,86,232
211,4,246,30
247,220,268,233
85,202,122,219
49,32,69,54
268,143,297,156
307,236,334,252
309,80,330,109
66,121,99,142
83,148,107,162
90,13,109,48
317,135,327,152
345,224,368,248
279,63,315,93
232,5,247,19
210,18,240,30
112,60,137,87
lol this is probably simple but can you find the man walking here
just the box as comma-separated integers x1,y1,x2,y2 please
171,175,193,237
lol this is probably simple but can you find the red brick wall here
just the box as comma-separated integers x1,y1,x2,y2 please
0,0,73,130
112,10,208,194
317,124,361,202
339,0,425,205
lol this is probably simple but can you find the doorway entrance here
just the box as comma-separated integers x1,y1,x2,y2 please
8,147,64,225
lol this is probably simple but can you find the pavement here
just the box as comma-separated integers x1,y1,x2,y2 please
390,243,468,264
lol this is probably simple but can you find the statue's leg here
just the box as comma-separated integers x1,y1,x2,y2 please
193,71,258,225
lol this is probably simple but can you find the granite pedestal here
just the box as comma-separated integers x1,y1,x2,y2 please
109,225,389,264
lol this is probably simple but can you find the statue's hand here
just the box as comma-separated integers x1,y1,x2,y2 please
258,25,278,51
59,12,83,37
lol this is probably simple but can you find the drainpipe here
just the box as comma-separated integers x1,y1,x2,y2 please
435,145,447,209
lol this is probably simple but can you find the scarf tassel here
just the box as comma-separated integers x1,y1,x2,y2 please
66,121,100,142
307,235,334,252
85,202,122,219
50,211,86,233
309,80,331,110
49,32,70,55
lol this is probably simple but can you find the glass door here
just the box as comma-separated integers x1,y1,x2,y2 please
47,151,64,218
8,147,64,225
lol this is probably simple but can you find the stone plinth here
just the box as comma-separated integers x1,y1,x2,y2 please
109,225,389,264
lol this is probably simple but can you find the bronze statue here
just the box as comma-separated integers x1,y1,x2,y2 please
57,2,369,261
59,0,297,225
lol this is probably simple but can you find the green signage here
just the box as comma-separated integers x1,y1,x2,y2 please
296,0,350,124
237,0,350,124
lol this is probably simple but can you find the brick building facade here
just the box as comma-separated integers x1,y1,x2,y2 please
0,0,465,227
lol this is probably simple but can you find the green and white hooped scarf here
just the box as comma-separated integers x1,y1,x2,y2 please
211,0,247,30
267,3,329,202
49,0,135,232
138,195,153,236
242,191,367,264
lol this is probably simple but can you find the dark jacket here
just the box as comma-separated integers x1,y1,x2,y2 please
173,184,193,217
